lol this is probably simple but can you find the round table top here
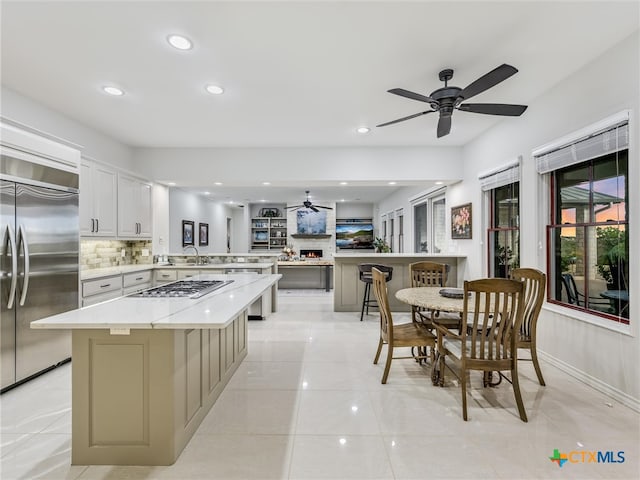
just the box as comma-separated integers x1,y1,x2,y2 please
395,286,466,313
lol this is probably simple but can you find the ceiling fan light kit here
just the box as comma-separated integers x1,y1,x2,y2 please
377,64,528,137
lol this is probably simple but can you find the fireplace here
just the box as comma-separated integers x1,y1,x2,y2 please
300,249,323,259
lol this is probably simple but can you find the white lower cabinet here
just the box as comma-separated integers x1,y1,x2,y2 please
155,269,178,284
81,275,122,307
122,270,153,295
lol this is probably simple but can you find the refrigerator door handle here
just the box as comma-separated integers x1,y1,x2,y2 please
3,224,18,309
91,218,95,233
18,224,30,307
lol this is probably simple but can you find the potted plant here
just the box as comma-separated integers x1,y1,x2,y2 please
496,245,513,278
596,227,627,290
373,237,391,253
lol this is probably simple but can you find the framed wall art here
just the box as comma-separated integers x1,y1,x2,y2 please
182,220,195,246
199,223,209,246
451,203,472,239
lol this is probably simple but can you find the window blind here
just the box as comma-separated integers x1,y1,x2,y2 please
479,163,520,191
535,122,628,174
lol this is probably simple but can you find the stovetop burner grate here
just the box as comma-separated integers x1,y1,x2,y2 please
129,280,233,299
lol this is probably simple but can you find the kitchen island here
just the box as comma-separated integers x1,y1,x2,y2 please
31,273,280,466
333,253,467,312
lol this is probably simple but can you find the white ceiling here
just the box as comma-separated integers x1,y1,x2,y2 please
1,1,638,203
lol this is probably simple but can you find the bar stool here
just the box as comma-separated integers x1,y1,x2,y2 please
358,263,393,321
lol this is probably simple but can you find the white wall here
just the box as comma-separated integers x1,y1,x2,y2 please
132,146,463,185
335,203,374,220
168,188,240,254
1,87,134,171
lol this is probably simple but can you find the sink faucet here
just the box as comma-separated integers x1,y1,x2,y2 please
183,245,200,265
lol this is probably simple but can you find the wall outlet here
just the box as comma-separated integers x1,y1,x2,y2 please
121,249,126,258
142,248,149,257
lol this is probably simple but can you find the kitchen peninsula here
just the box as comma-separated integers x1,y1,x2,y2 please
333,253,467,312
31,273,280,466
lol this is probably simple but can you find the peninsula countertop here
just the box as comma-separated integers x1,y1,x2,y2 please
32,273,281,330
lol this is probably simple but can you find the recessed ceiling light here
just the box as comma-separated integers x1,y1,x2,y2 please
356,127,370,134
167,34,192,50
340,181,348,185
214,182,222,186
102,86,124,96
205,84,224,95
167,182,176,186
262,182,271,186
204,191,210,195
435,181,444,185
340,199,345,202
260,199,266,202
388,181,397,185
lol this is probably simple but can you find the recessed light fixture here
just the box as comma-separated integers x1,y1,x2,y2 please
205,84,224,95
262,182,271,186
260,199,266,203
388,181,397,185
356,126,370,134
102,86,124,96
214,182,222,186
204,191,211,196
435,181,444,185
340,199,345,202
167,182,176,186
339,181,348,185
167,34,192,50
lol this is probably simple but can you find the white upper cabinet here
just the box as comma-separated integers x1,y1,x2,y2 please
80,159,117,237
117,173,152,238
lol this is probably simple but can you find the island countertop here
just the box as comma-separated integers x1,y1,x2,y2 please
32,273,281,330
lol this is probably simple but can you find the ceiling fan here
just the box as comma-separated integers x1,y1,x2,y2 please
286,191,333,212
377,64,528,138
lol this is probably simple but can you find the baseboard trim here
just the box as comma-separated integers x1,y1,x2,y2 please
538,350,640,413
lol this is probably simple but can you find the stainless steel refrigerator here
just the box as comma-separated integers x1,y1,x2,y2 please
1,147,79,392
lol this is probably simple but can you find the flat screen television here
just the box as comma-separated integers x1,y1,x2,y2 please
336,223,374,249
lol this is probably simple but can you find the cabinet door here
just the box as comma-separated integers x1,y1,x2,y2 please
117,174,137,237
79,161,94,236
92,163,117,237
137,181,152,238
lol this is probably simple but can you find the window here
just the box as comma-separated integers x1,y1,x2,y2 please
389,216,394,253
397,210,404,253
488,182,520,278
537,118,629,323
412,190,446,253
481,162,520,278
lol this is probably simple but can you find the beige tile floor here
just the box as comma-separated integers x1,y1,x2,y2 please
1,290,638,479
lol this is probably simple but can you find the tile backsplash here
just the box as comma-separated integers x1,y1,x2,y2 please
81,240,153,270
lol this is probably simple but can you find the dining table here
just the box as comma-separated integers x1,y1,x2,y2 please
395,286,467,385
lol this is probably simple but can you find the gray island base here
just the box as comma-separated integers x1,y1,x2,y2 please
31,274,280,466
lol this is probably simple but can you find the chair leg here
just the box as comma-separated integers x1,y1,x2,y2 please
511,366,528,422
461,368,468,421
360,283,368,321
438,351,445,387
530,345,546,386
373,337,384,364
381,345,393,384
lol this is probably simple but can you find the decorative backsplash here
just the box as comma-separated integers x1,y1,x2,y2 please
80,240,153,270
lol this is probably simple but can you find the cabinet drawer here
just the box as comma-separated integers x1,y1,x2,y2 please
82,275,122,297
123,270,152,288
123,282,152,296
82,290,122,307
177,270,200,280
155,269,177,282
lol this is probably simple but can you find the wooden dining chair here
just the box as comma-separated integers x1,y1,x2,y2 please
510,268,547,386
435,278,528,422
408,261,461,331
372,268,435,384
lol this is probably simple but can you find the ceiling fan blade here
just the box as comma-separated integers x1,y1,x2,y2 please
310,206,319,212
388,88,436,104
314,205,333,210
376,109,434,128
458,103,528,116
458,64,518,101
286,204,304,209
437,115,452,138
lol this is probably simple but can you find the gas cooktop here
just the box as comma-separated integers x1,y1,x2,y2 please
129,280,233,299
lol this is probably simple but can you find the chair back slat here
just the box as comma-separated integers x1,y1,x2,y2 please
409,261,448,287
462,279,525,362
510,268,546,340
372,268,392,341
